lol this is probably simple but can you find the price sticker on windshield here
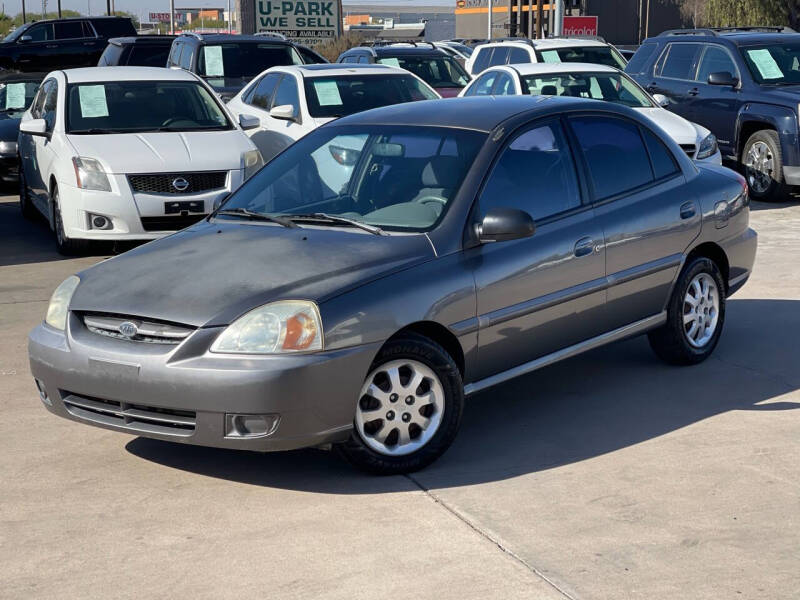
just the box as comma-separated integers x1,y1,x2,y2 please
747,49,783,80
540,50,561,63
203,46,225,77
313,80,342,106
78,85,109,118
5,83,27,109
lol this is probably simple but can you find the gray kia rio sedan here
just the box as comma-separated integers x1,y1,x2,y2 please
29,96,757,474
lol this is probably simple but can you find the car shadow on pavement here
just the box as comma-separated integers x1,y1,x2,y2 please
126,298,800,493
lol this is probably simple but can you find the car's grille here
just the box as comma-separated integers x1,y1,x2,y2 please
140,214,207,231
83,314,195,345
680,144,697,158
61,392,196,436
127,171,227,195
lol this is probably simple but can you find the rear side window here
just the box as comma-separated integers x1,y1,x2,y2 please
642,128,680,180
472,47,492,74
91,18,136,37
625,42,658,74
480,122,581,220
54,21,85,40
656,43,702,80
570,115,654,200
508,47,530,64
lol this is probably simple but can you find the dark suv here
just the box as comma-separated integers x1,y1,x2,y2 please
0,16,136,72
627,27,800,201
336,43,471,97
98,35,175,67
166,32,305,101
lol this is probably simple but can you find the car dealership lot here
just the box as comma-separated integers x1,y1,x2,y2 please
1,193,798,599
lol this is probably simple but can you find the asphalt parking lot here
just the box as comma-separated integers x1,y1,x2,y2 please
1,192,799,599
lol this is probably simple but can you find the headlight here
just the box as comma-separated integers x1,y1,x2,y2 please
45,275,80,330
696,133,718,160
210,300,323,354
242,149,263,180
0,140,17,156
72,156,111,192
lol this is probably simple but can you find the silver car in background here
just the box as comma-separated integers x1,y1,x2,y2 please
29,96,757,474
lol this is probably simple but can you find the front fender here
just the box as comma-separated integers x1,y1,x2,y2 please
737,103,800,166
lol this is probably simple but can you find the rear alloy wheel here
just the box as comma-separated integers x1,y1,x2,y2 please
52,184,88,256
19,166,37,220
648,257,726,365
337,333,463,474
742,130,789,202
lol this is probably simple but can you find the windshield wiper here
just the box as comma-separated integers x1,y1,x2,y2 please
68,128,128,134
285,213,386,236
215,208,298,228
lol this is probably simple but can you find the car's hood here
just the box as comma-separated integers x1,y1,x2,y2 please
635,107,706,144
70,220,436,327
66,130,252,174
0,115,21,141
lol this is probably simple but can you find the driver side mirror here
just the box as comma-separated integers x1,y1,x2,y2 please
707,71,739,87
18,35,32,43
269,104,297,122
238,113,260,130
19,118,49,138
477,207,535,243
652,93,669,107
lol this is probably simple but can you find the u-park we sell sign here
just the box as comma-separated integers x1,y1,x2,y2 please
255,0,342,46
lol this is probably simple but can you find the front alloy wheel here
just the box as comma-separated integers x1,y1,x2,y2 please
337,333,463,474
742,130,789,201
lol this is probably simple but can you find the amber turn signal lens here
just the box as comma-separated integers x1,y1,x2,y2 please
282,312,318,350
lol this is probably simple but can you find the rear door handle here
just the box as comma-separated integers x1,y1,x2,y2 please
680,201,697,219
46,44,58,49
687,88,699,96
574,237,595,257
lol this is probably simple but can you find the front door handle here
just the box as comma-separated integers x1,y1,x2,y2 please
574,237,595,257
680,201,697,219
687,87,700,96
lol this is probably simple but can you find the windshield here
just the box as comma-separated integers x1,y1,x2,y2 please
3,23,30,43
534,45,626,69
741,44,800,84
522,71,653,107
217,125,486,232
303,74,438,118
198,43,302,79
377,56,471,88
66,80,232,134
0,80,41,117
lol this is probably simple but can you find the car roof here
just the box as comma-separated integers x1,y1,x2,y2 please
332,95,610,132
478,38,608,50
60,66,197,83
502,62,618,76
346,46,446,56
20,15,128,24
278,64,412,77
648,31,800,46
180,33,292,44
109,35,175,45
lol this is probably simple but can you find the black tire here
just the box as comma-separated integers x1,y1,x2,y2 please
742,130,790,202
52,184,89,256
648,257,726,366
19,165,37,220
336,332,464,475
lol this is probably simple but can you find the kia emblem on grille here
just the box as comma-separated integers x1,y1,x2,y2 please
118,321,139,338
172,177,190,192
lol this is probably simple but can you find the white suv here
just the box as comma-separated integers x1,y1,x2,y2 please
465,38,627,76
18,66,262,254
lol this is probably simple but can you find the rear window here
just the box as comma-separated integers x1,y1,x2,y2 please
197,43,302,78
303,74,438,118
535,45,626,69
127,43,172,67
90,18,136,37
625,43,658,74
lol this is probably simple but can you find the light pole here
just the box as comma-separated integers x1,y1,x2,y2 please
487,0,492,39
170,0,175,34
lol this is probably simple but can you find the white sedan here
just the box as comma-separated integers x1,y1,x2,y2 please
18,66,262,254
459,62,722,164
226,63,440,165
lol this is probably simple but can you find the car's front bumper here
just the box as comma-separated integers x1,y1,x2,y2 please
28,314,380,451
0,154,18,181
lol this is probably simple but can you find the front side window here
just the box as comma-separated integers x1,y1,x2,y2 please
535,45,626,69
508,47,530,64
492,72,516,95
570,115,654,199
66,81,231,134
218,125,486,232
30,80,52,118
303,74,437,119
740,43,800,84
465,71,498,96
42,80,58,130
697,45,738,82
198,43,302,78
479,122,581,221
271,75,299,113
249,72,281,109
23,23,54,42
656,43,702,80
521,71,654,108
377,56,470,88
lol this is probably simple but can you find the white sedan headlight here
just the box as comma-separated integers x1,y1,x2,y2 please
242,149,263,180
211,300,323,354
72,156,111,191
696,133,718,160
45,275,80,330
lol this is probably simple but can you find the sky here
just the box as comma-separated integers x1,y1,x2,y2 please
2,0,451,19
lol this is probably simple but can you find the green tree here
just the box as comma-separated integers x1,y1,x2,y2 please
704,0,799,30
